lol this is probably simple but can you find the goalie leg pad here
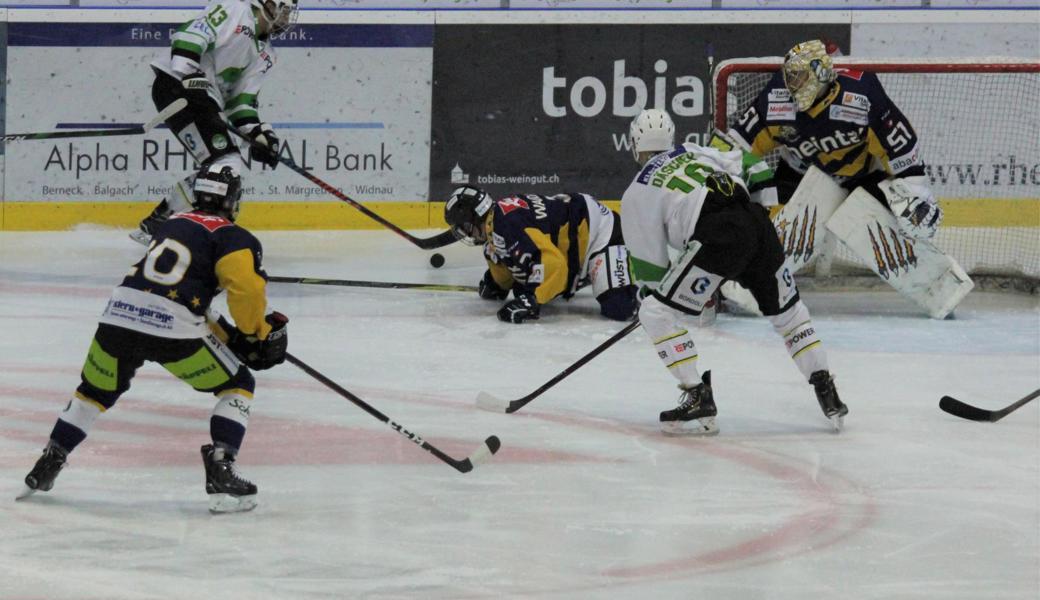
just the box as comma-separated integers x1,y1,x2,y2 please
639,295,702,388
827,188,974,319
772,165,848,274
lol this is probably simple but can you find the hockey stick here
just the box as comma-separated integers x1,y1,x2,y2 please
269,275,476,293
229,129,457,250
476,319,641,414
939,388,1040,422
286,353,500,473
1,99,187,142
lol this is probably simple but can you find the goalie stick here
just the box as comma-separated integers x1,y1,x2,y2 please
229,129,457,250
476,320,641,414
939,388,1040,422
269,275,476,293
1,99,187,142
286,353,500,473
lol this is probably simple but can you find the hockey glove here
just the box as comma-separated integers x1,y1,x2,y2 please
244,123,281,168
478,270,509,301
180,72,215,108
497,293,539,324
226,312,289,370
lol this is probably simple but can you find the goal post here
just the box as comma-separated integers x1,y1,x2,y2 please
712,57,1040,285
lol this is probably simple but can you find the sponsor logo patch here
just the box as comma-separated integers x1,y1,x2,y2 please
497,196,529,215
767,102,796,121
841,91,870,111
211,134,228,151
768,88,792,102
829,105,868,126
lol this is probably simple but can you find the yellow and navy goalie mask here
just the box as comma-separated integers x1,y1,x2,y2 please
445,186,494,246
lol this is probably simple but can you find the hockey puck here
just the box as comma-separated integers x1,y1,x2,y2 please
429,253,445,268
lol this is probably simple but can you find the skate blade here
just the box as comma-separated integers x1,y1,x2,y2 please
208,493,257,514
15,485,36,501
661,416,719,437
128,230,151,246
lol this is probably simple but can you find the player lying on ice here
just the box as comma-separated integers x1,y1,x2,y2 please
444,186,640,324
21,164,288,513
713,39,972,319
622,108,848,435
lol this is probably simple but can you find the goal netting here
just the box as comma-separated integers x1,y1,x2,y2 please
712,57,1040,285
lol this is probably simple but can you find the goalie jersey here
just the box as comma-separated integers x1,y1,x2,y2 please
728,68,926,187
100,212,270,340
484,193,614,305
151,0,276,129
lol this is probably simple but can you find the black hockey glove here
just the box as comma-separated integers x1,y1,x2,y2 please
245,123,281,168
478,270,509,301
180,72,215,108
226,312,289,370
497,293,539,324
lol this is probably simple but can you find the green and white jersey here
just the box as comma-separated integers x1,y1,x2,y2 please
151,0,276,128
620,143,773,286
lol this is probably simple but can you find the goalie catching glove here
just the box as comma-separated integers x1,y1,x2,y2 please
220,312,289,370
241,122,281,168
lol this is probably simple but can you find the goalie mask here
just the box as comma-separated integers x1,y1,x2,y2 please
629,109,676,162
193,164,243,222
783,40,835,112
252,0,299,37
445,186,494,246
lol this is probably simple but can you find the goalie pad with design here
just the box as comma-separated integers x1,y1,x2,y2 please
826,188,973,319
771,165,848,274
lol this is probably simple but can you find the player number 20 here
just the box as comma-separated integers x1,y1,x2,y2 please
143,239,192,286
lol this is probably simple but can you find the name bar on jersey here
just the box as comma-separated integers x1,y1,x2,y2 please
8,23,434,48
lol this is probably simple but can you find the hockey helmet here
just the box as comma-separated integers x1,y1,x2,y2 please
252,0,299,37
629,109,676,162
783,40,836,111
193,164,243,221
444,186,494,246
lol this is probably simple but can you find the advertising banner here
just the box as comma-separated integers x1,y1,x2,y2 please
429,24,850,202
5,22,433,203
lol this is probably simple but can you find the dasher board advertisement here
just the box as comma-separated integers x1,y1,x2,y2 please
5,22,433,203
429,23,849,202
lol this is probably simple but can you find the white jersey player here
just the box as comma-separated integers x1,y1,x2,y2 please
131,0,298,244
622,109,848,435
715,39,971,318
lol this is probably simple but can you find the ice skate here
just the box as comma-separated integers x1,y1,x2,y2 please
660,371,718,436
810,370,848,432
201,444,257,513
18,443,69,500
129,200,172,245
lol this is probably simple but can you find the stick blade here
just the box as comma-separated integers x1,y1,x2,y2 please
939,396,997,422
454,436,502,473
475,391,511,413
146,98,188,132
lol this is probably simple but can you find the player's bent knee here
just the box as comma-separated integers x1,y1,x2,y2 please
598,285,639,321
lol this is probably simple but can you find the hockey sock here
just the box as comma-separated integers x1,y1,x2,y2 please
48,393,104,452
639,295,702,387
769,300,829,380
210,390,252,453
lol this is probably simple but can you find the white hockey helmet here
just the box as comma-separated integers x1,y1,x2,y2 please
629,109,676,162
252,0,299,37
783,40,836,111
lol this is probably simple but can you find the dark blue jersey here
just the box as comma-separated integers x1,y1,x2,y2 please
484,193,601,304
121,211,271,338
730,68,925,187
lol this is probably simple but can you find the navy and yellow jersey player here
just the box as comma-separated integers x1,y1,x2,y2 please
20,164,289,514
715,40,941,241
444,186,639,324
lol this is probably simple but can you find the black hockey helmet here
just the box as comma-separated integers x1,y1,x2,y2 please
193,164,243,221
444,186,494,246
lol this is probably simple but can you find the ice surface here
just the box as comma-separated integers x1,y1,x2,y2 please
1,229,1037,599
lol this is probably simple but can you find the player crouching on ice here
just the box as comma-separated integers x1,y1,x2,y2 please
622,109,847,435
444,186,639,324
20,165,288,513
714,39,971,319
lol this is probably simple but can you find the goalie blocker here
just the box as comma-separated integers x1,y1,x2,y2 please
763,166,972,319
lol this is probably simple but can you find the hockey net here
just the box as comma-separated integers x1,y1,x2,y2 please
713,57,1040,287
